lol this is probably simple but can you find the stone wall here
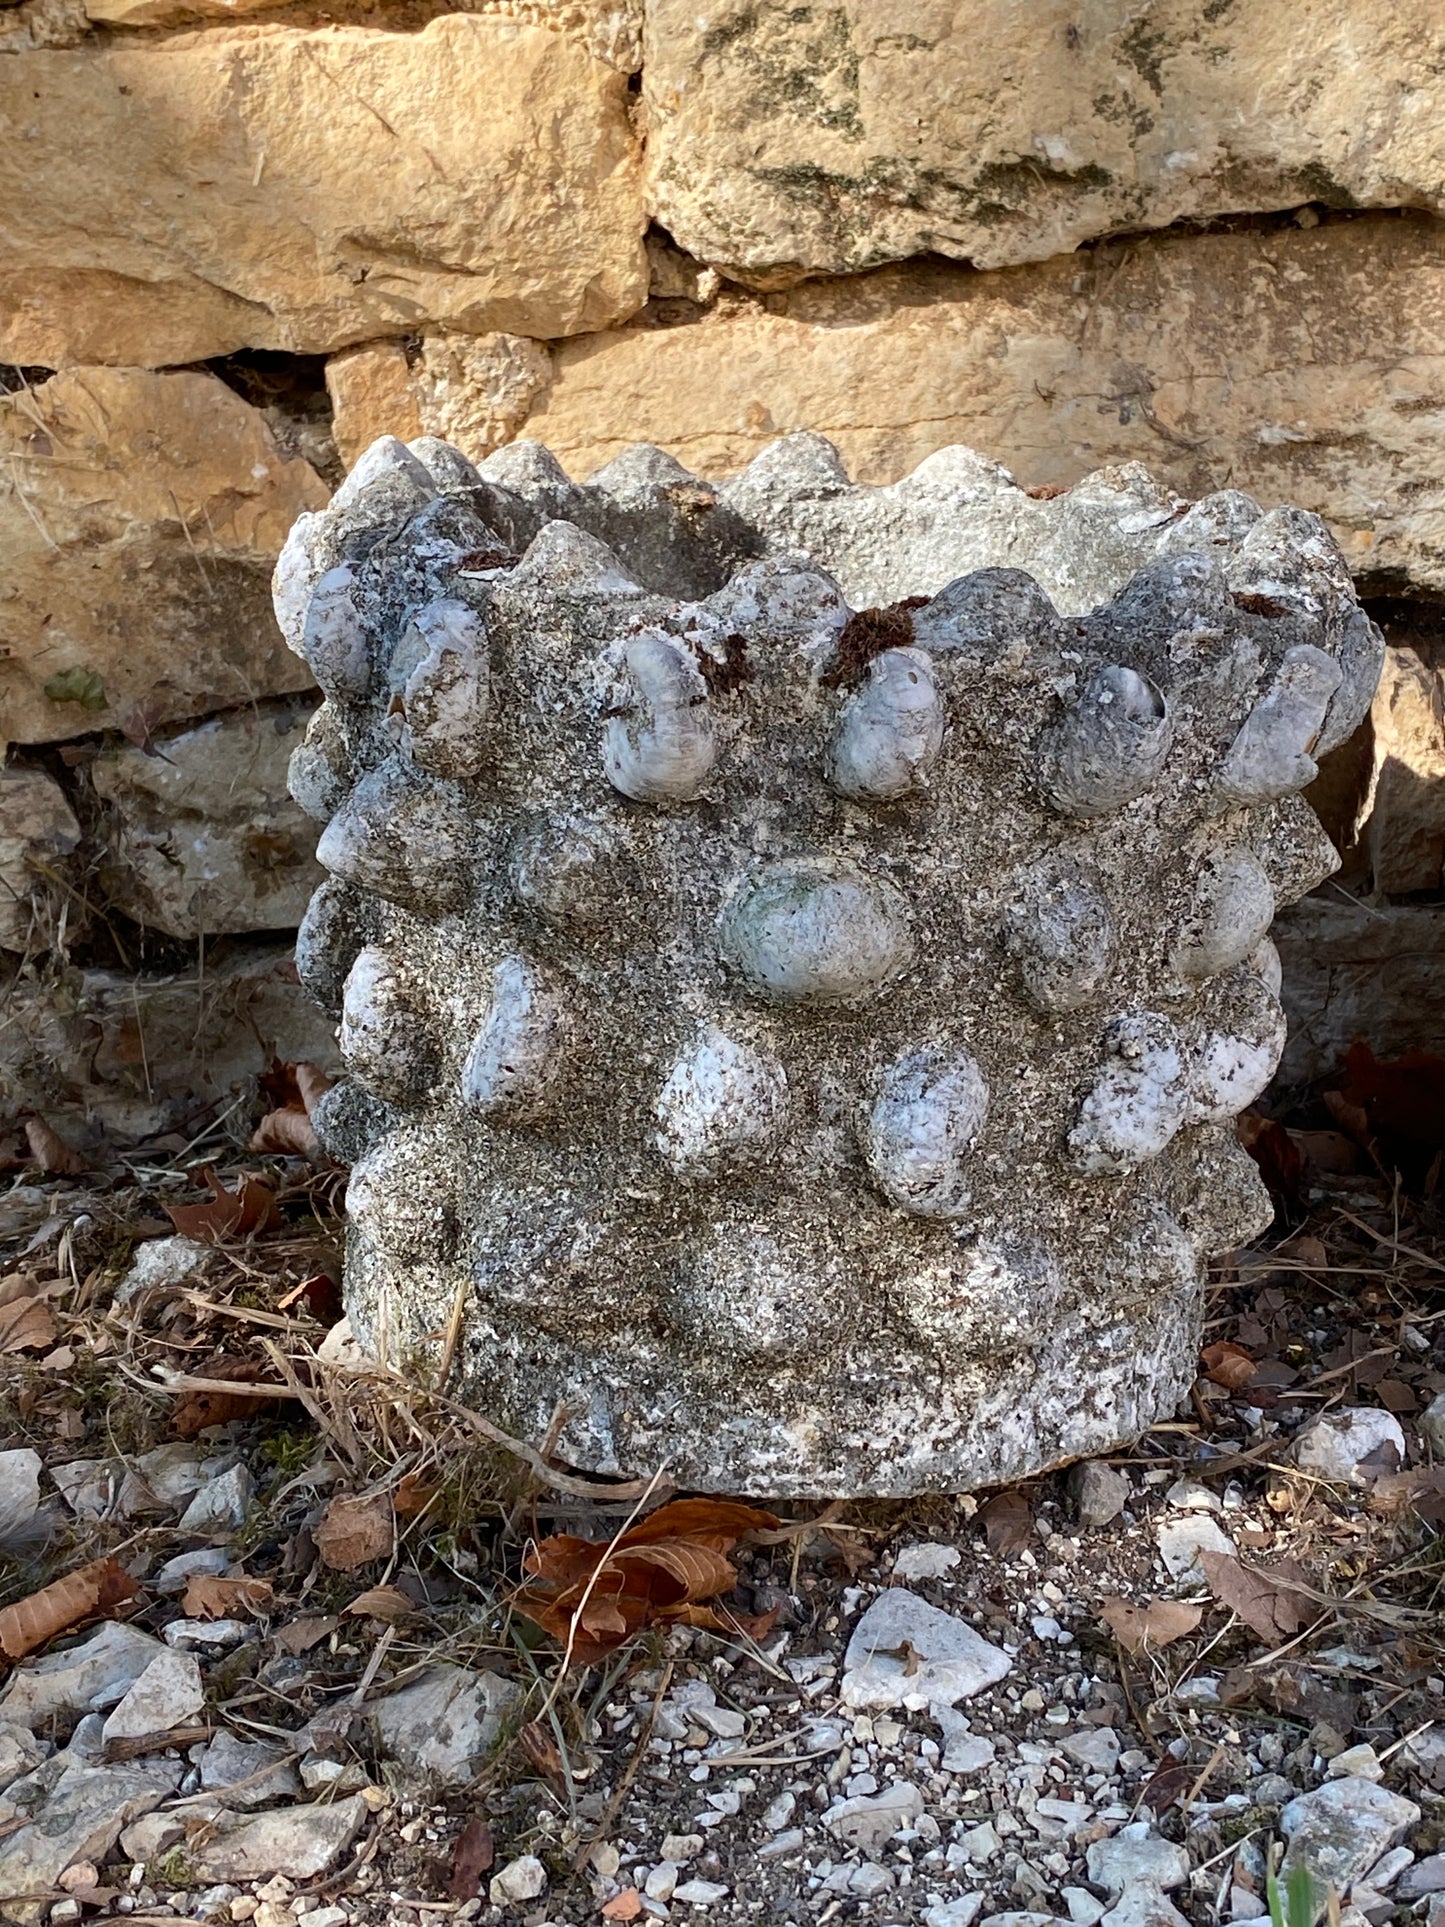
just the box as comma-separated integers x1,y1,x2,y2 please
3,0,1443,1138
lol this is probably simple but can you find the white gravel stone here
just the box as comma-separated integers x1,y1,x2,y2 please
1294,1408,1407,1485
1419,1392,1445,1456
178,1464,254,1533
1164,1477,1223,1512
164,1618,253,1651
894,1543,963,1580
1061,1727,1120,1775
1062,1889,1107,1926
672,1880,728,1906
923,1900,984,1927
1327,1743,1384,1781
367,1665,519,1786
192,1797,369,1883
198,1731,304,1810
660,1833,702,1863
0,1450,42,1541
1155,1513,1236,1587
1280,1778,1421,1894
0,1622,166,1727
101,1652,204,1747
842,1590,1011,1710
152,1548,232,1594
824,1781,925,1855
0,1762,180,1915
1086,1822,1189,1894
113,1234,219,1308
489,1855,547,1905
1401,1854,1445,1898
1069,1461,1131,1528
644,1861,678,1901
1099,1895,1190,1927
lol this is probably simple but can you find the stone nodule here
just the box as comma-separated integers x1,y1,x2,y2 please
277,430,1381,1496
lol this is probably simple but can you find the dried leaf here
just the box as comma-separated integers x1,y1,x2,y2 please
314,1493,393,1571
171,1359,276,1438
164,1167,282,1244
183,1574,274,1620
448,1817,494,1901
1200,1552,1314,1646
249,1108,320,1159
0,1296,59,1355
251,1063,335,1162
0,1558,140,1661
515,1497,779,1665
24,1117,87,1176
392,1471,437,1519
344,1584,416,1623
1339,1041,1445,1150
1099,1596,1203,1654
276,1271,343,1323
1138,1757,1195,1814
272,1614,338,1656
1237,1111,1305,1212
978,1488,1033,1555
517,1719,567,1792
1201,1340,1257,1392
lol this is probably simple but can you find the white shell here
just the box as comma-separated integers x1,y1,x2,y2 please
340,946,438,1103
461,954,570,1119
1068,1012,1187,1176
1001,859,1112,1013
655,1027,790,1175
302,565,372,702
828,647,945,801
287,703,351,823
1173,846,1276,980
1183,978,1288,1124
1217,644,1343,804
1038,665,1173,817
272,510,328,655
330,434,436,514
862,1046,989,1220
396,598,490,780
601,631,716,804
315,760,469,916
721,856,914,1006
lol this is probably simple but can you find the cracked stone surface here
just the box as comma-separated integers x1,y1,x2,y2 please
275,429,1380,1495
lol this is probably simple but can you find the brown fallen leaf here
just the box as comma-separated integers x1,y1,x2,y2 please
171,1359,278,1438
517,1719,568,1793
515,1497,779,1666
447,1816,494,1901
164,1167,283,1244
978,1488,1033,1556
1099,1596,1203,1654
24,1117,87,1176
0,1296,59,1355
1201,1340,1257,1392
1237,1110,1306,1213
1138,1756,1197,1814
0,1558,141,1661
183,1573,274,1620
276,1271,344,1324
344,1584,416,1623
393,1471,437,1519
1200,1551,1315,1646
314,1492,393,1571
250,1061,335,1162
272,1614,339,1656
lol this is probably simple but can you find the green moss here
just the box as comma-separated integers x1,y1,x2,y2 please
43,666,108,712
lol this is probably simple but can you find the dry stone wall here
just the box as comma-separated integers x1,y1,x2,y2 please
2,0,1443,1141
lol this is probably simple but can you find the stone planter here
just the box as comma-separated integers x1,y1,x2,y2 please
277,432,1380,1495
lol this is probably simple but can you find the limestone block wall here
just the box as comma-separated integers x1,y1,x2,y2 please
2,0,1443,1138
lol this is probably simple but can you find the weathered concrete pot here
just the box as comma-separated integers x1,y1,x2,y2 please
275,432,1380,1496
